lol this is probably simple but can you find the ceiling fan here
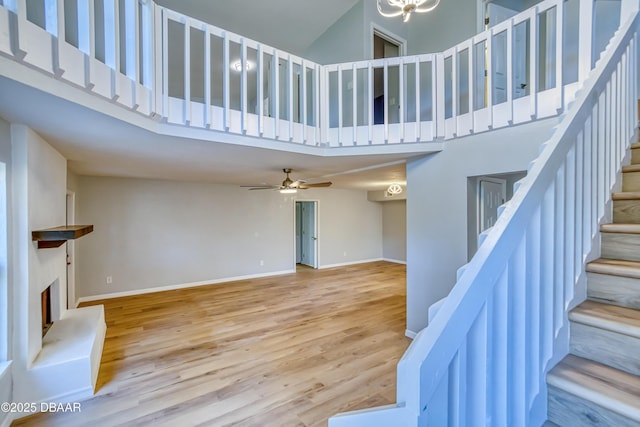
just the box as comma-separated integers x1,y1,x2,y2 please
243,169,332,194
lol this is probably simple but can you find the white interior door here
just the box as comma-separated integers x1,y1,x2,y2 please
478,178,506,233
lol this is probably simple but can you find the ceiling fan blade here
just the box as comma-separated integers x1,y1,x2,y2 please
298,182,332,189
247,187,277,190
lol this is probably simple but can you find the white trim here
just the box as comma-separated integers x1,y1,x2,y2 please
382,258,406,265
405,329,417,339
66,190,76,312
76,269,296,304
319,258,384,270
0,413,14,427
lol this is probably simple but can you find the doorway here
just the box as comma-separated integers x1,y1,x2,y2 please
66,191,76,309
373,30,403,125
295,201,318,268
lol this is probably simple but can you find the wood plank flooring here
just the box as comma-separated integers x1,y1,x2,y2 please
14,261,409,427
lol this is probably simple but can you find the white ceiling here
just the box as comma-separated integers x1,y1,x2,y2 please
153,0,360,55
0,76,418,191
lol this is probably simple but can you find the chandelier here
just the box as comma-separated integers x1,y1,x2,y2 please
377,0,440,22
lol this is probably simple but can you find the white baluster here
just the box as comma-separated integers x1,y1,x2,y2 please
257,44,263,135
415,58,421,141
383,60,389,142
529,9,538,119
301,60,307,143
204,26,211,127
368,63,373,144
338,64,343,146
223,33,229,130
241,39,247,133
578,0,594,83
273,49,279,138
161,10,168,116
184,18,191,125
352,63,357,145
399,57,405,142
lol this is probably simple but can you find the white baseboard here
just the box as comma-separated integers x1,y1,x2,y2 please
405,329,417,339
383,258,406,265
319,258,384,270
76,269,296,304
0,413,14,427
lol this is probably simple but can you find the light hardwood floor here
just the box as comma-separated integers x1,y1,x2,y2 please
14,261,409,427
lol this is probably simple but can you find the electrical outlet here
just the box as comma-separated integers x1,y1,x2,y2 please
260,260,264,266
106,276,112,285
343,251,347,257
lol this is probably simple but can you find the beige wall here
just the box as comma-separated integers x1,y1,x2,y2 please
74,176,383,300
382,200,406,263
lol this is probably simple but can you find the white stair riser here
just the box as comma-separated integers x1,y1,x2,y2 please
548,385,640,427
570,322,640,376
588,272,640,310
623,171,640,192
602,233,640,262
614,200,640,224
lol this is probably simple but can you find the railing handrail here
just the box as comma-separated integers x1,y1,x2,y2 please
398,9,639,419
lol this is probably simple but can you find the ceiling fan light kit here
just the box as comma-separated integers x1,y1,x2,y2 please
243,169,332,193
377,0,440,22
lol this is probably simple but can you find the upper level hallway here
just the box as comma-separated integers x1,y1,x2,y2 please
0,0,625,172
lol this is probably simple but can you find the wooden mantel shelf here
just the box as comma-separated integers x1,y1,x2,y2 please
32,225,94,249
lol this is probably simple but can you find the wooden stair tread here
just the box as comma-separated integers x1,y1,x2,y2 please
623,164,640,173
570,300,640,338
601,223,640,234
613,192,640,200
548,354,640,421
587,258,640,279
631,142,640,149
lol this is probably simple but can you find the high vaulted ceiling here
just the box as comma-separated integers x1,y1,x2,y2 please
153,0,360,55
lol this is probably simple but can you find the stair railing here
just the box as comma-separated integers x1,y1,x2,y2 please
330,9,639,427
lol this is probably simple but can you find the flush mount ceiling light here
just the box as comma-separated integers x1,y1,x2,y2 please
386,183,403,196
377,0,440,22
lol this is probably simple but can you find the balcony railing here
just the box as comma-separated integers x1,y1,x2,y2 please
0,0,607,149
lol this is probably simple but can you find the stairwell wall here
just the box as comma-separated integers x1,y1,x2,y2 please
406,118,557,334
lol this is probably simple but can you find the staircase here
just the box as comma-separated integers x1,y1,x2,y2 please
547,139,640,426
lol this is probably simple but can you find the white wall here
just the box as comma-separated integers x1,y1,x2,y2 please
301,188,383,267
74,176,383,299
304,2,366,64
304,0,410,64
0,117,12,427
382,201,406,263
407,0,478,54
10,125,68,401
406,118,557,334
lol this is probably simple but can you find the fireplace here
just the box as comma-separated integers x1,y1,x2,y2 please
41,286,53,337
